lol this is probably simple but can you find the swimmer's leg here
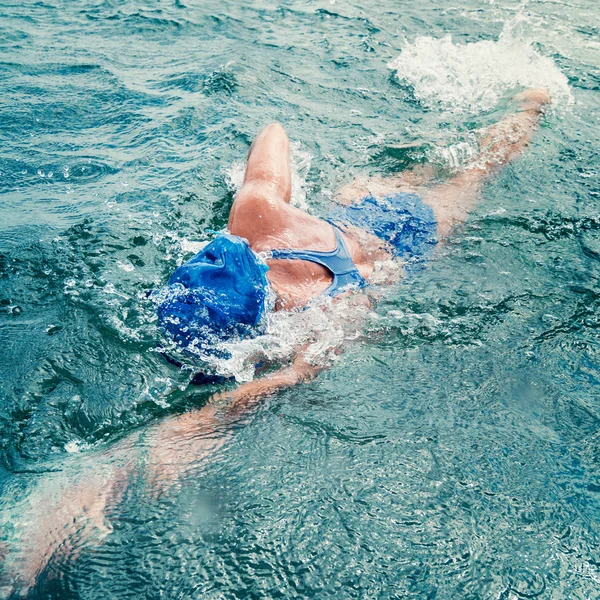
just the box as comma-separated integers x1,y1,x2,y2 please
336,88,551,238
419,88,550,237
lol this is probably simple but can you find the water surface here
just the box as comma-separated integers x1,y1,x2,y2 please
1,0,600,597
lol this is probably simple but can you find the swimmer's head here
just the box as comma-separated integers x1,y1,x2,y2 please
155,234,269,354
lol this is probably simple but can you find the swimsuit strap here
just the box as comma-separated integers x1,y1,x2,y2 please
270,225,367,297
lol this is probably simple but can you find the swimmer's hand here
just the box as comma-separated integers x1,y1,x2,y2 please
7,467,128,595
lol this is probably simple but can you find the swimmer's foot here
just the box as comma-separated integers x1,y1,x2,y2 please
472,88,550,171
513,87,551,113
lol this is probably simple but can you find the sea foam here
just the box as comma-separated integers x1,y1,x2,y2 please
388,16,573,114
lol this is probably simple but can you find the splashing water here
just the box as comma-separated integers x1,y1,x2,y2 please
157,290,375,383
427,136,480,173
388,16,573,114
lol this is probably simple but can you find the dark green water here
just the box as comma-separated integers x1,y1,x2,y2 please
1,0,600,597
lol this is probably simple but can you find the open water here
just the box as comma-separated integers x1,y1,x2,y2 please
1,0,600,597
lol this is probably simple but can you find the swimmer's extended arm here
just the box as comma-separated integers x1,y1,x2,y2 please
12,354,321,590
145,351,322,490
420,88,551,236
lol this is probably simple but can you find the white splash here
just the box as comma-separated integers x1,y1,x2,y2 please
116,260,135,272
388,16,573,114
288,142,313,210
428,136,480,172
165,294,374,383
180,239,209,255
224,142,313,211
64,440,91,453
224,161,245,194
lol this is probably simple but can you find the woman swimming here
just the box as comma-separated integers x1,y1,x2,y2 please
155,87,551,389
6,88,550,592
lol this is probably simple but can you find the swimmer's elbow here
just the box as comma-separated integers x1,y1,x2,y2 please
230,183,285,229
262,122,286,137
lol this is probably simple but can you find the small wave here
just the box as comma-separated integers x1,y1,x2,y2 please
0,157,118,193
388,16,573,114
203,64,238,96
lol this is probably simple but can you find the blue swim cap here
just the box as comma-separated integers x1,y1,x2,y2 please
155,235,269,355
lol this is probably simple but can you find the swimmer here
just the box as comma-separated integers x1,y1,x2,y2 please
6,88,550,592
156,87,551,393
119,87,554,495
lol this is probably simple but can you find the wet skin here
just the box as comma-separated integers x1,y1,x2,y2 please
228,88,550,310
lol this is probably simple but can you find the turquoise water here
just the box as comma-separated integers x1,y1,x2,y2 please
2,0,600,597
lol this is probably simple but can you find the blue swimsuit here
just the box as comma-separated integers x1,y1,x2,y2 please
271,225,367,296
329,192,438,263
271,192,439,296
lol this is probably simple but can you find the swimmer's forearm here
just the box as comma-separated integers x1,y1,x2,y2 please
146,353,322,490
211,362,309,412
476,109,543,172
471,88,550,176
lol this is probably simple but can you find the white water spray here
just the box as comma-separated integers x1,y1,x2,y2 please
388,16,573,114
